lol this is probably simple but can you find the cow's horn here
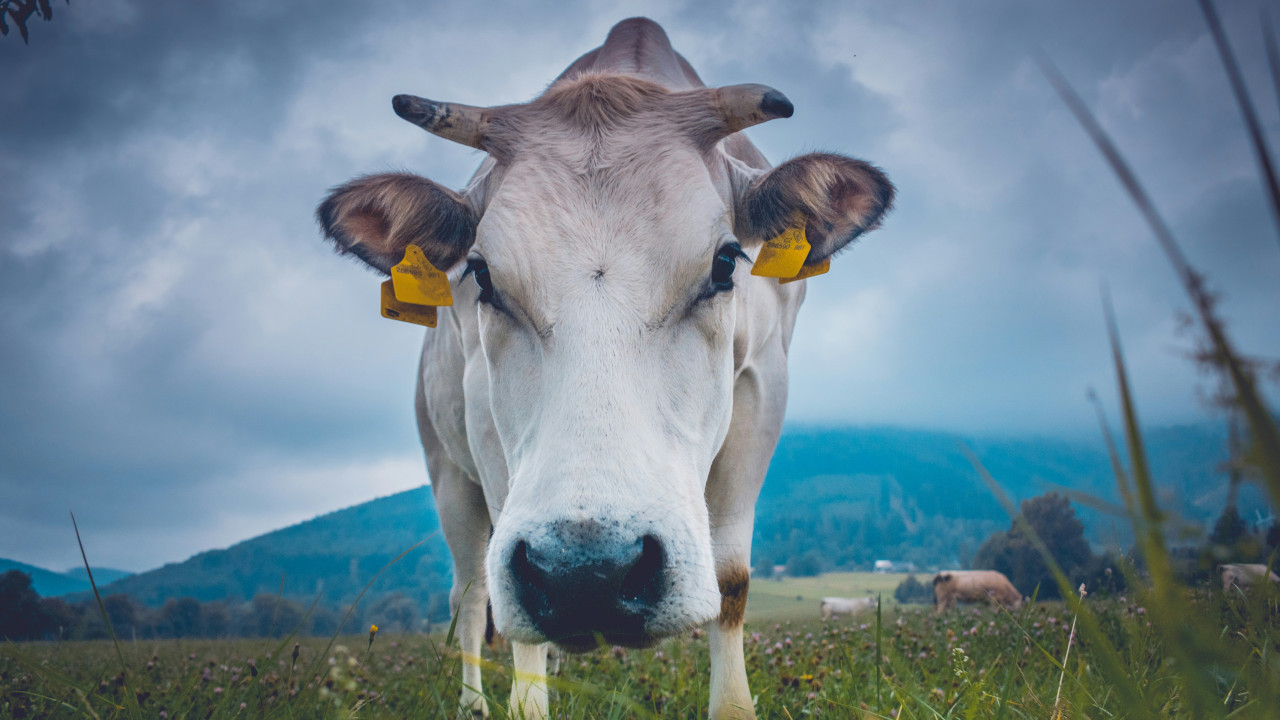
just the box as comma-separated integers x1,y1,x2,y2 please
713,83,794,134
392,94,488,150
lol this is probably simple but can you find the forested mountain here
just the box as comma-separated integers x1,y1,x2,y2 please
0,559,91,597
752,423,1246,573
0,560,134,597
62,566,134,586
79,486,452,618
50,423,1242,616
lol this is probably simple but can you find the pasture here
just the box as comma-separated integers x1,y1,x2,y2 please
4,573,1278,719
746,572,911,623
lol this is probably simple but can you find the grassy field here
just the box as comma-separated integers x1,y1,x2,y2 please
746,572,913,623
4,572,1277,719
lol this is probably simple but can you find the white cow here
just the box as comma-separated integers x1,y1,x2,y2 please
316,18,893,720
1219,563,1280,593
820,596,877,621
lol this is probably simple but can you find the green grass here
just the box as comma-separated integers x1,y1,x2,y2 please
5,578,1275,719
746,572,913,623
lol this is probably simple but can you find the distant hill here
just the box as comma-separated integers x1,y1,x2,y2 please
62,566,134,586
52,423,1245,612
83,486,450,616
0,558,89,597
751,423,1246,573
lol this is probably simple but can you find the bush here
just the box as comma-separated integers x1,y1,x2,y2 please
973,492,1094,599
893,574,935,605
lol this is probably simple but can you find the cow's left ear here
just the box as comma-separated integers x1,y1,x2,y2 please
316,172,477,275
736,153,894,266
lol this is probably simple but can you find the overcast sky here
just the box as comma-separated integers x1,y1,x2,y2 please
3,0,1278,572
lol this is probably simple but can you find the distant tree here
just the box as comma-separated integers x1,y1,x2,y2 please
787,549,824,578
201,601,231,638
246,595,304,638
893,575,934,605
102,593,140,637
158,597,202,638
973,492,1094,599
1210,506,1248,548
0,0,69,43
38,597,82,640
1198,504,1264,573
369,593,420,633
0,570,47,640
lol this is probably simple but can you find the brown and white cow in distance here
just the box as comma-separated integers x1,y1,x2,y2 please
1219,563,1280,593
820,596,877,621
316,18,893,720
933,571,1023,613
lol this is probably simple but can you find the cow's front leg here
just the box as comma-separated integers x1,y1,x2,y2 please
710,562,754,720
431,462,493,718
705,361,787,720
508,641,549,719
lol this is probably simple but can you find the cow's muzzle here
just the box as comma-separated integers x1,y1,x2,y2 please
508,519,668,651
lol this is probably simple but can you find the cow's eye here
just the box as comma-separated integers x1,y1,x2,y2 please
711,243,748,293
464,257,494,303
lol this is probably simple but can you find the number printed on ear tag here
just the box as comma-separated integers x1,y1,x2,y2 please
751,226,811,279
391,245,453,306
779,257,830,284
381,280,438,327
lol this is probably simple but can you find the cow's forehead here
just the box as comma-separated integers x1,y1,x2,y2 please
475,144,732,322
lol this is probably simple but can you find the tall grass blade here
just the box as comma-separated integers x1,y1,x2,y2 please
1198,0,1280,241
1102,292,1168,571
1265,10,1280,122
1103,296,1256,717
961,444,1153,718
297,536,429,705
1086,387,1139,521
70,512,142,720
1039,55,1280,512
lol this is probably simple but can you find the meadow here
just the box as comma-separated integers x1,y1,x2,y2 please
4,571,1278,719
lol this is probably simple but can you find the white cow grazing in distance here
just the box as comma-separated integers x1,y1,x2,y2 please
316,18,893,720
821,596,877,621
1220,563,1280,593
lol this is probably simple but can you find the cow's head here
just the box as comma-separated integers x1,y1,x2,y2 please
318,74,892,651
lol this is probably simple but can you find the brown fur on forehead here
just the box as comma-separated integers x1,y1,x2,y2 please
317,173,476,274
486,73,726,163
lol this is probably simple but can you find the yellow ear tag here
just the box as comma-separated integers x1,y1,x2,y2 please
751,225,811,279
381,280,438,327
390,245,453,307
779,257,831,284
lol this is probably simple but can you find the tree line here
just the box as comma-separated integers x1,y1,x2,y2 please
0,571,435,642
893,491,1279,605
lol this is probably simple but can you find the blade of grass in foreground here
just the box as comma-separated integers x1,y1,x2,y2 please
1265,10,1280,123
1101,298,1234,718
295,535,429,708
71,512,142,720
1198,0,1280,242
961,444,1152,719
1039,55,1280,514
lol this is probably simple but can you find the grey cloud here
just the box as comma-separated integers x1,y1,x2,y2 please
2,0,1278,570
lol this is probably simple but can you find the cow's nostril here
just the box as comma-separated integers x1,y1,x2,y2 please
619,534,664,606
508,527,668,648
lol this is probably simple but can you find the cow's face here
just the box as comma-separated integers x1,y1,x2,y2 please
317,76,892,650
473,143,744,649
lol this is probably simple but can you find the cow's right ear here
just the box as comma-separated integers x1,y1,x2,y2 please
316,173,477,274
735,153,893,268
